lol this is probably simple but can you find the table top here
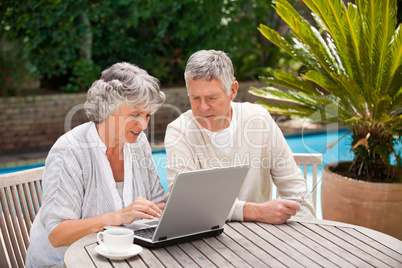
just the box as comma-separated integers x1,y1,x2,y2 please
64,219,402,267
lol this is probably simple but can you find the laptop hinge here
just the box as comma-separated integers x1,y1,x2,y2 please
159,236,168,241
211,225,220,230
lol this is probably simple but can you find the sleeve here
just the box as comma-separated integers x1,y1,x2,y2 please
267,116,316,219
227,198,246,221
164,121,199,191
39,146,86,235
141,135,166,203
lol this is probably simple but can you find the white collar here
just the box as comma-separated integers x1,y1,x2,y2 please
88,122,107,153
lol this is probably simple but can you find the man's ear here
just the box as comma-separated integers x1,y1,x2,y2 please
231,81,239,101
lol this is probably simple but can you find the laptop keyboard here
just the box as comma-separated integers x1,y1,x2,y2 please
134,227,156,239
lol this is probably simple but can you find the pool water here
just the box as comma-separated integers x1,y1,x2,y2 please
0,163,45,176
0,129,361,219
287,129,354,165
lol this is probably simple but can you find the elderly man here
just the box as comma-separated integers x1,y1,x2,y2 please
164,50,315,224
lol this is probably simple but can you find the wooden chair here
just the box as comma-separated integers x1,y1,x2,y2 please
272,153,323,209
293,153,322,209
0,166,44,268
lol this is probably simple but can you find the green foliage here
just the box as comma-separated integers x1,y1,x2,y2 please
0,38,24,97
62,59,101,93
250,0,402,182
0,0,285,92
0,35,37,97
2,1,88,77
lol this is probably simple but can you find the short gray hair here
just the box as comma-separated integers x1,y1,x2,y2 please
184,50,236,95
85,62,165,123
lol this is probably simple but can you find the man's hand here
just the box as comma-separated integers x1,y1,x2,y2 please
243,199,301,224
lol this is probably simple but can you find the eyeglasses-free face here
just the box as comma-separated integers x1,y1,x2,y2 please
187,78,238,132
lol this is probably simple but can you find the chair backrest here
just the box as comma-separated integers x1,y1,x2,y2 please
0,166,44,268
293,153,322,209
272,153,322,209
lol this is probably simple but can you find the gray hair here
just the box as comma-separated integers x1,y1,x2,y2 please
84,62,165,123
184,50,236,95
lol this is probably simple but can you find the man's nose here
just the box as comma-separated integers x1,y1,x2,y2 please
199,99,210,112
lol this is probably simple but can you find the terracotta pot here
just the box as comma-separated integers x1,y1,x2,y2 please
321,161,402,240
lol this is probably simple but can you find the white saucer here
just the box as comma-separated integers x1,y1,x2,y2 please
94,244,143,260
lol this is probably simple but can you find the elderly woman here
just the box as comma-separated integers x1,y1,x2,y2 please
26,62,166,267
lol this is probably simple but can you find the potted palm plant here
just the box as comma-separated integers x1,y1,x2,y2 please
249,0,402,239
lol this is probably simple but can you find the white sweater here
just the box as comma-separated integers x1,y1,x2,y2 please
26,122,165,267
165,102,316,221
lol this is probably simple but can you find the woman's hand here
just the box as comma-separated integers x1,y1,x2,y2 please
155,192,170,210
49,197,162,247
118,197,163,224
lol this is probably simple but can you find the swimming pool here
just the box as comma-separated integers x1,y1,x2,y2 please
0,163,45,176
0,129,355,219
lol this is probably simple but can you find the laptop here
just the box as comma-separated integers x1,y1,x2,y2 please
116,165,249,248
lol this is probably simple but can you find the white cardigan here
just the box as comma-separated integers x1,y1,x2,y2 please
165,102,316,221
26,122,165,267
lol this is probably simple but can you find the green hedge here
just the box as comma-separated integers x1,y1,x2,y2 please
1,0,287,94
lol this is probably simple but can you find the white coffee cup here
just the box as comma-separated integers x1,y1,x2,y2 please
97,228,134,254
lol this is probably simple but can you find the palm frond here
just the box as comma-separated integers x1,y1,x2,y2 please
303,0,346,42
389,24,402,75
249,86,324,110
342,3,366,90
372,0,398,91
351,3,373,103
259,70,322,96
303,0,351,74
325,34,345,73
357,0,377,64
254,100,316,117
258,71,340,108
384,114,402,134
342,117,372,127
380,53,399,96
257,25,317,71
250,85,352,121
373,96,393,121
249,87,303,105
387,114,402,124
274,0,339,75
389,76,402,113
335,73,370,118
302,70,364,117
382,25,402,96
387,65,402,103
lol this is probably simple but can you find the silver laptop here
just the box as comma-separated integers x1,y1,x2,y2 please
121,165,249,248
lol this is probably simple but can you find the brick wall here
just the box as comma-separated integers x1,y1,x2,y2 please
0,81,266,155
